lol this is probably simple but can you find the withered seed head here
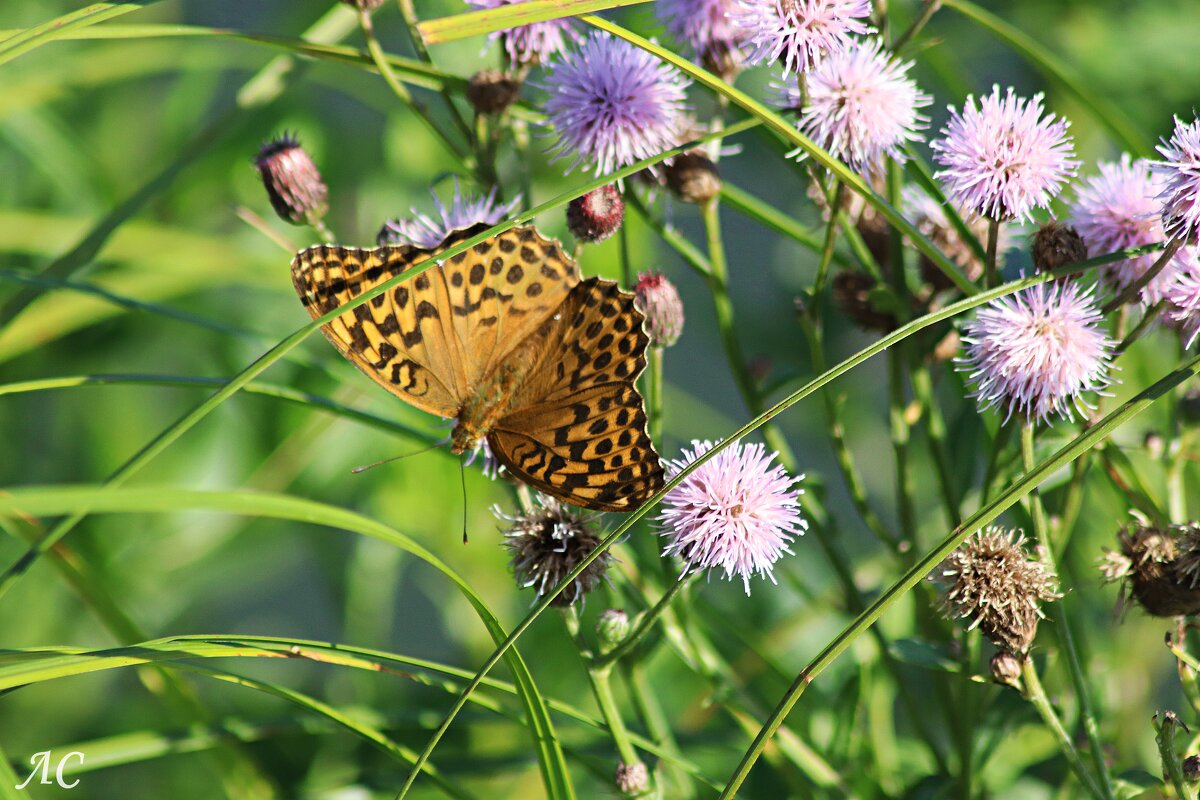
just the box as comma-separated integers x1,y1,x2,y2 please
1032,220,1088,275
498,495,610,607
1101,522,1200,617
664,151,721,205
466,69,521,115
832,270,898,332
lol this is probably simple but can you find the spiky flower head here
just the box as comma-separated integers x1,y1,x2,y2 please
467,0,578,66
633,272,685,347
900,185,1014,290
658,440,806,594
936,527,1060,654
566,185,624,243
1069,155,1191,304
1165,259,1200,348
498,495,609,606
932,87,1078,224
773,38,929,176
542,33,689,177
657,0,747,77
1153,115,1200,244
1101,521,1200,617
254,134,329,227
731,0,873,77
957,281,1115,424
377,182,517,249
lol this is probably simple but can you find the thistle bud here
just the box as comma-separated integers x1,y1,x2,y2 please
567,185,624,244
254,135,329,227
935,527,1061,655
1184,755,1200,783
466,70,520,116
1032,221,1087,275
664,150,721,205
615,761,649,797
497,495,608,607
595,609,630,648
341,0,386,10
990,651,1024,688
633,272,684,348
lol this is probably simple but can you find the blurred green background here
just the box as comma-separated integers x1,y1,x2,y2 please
2,1,1200,798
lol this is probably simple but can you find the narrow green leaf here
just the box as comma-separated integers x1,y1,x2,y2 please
0,2,166,66
417,0,651,44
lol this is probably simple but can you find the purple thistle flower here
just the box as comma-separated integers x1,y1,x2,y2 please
542,33,689,176
1165,260,1200,348
467,0,578,66
657,0,746,70
1152,115,1200,244
1069,155,1190,304
731,0,873,77
658,440,806,594
378,181,518,249
958,282,1116,424
773,38,929,175
932,87,1079,224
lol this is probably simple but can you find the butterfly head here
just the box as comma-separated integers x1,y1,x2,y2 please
450,418,485,455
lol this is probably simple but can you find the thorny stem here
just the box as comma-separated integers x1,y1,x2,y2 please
1021,422,1115,800
1020,657,1107,800
1103,239,1184,314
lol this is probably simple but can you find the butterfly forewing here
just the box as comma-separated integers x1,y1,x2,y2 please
489,278,666,511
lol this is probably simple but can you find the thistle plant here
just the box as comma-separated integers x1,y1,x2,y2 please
9,2,1200,800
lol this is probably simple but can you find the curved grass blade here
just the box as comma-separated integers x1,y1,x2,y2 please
417,0,651,44
715,349,1200,797
0,2,167,66
0,487,573,798
941,0,1150,155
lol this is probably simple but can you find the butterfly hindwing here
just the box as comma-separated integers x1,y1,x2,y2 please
489,278,665,511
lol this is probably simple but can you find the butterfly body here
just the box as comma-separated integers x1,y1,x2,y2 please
291,224,665,512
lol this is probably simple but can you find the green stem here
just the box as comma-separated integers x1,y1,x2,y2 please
394,0,474,142
623,664,693,798
893,0,943,51
1020,658,1106,800
619,218,633,288
358,8,470,166
984,218,1000,288
598,573,694,667
1156,712,1198,800
310,218,335,242
1114,301,1164,357
647,347,664,448
1021,422,1114,800
910,359,961,523
589,666,642,773
814,181,844,298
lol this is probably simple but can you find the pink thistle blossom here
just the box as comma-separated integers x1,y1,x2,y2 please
542,33,689,176
1069,155,1191,304
377,182,517,249
932,86,1079,224
731,0,872,77
1165,259,1200,347
773,38,929,175
1153,115,1200,244
658,440,806,594
958,282,1116,423
467,0,578,66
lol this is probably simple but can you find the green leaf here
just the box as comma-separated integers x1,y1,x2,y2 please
0,2,167,66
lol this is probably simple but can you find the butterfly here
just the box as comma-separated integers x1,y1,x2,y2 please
290,223,665,511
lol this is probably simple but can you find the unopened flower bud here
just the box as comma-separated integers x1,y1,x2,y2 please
990,651,1024,687
664,151,721,205
1184,754,1200,783
254,135,329,226
595,609,630,648
615,761,649,796
567,185,624,244
1032,221,1087,275
466,69,520,115
633,272,684,348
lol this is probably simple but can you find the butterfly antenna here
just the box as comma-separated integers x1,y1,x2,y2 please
459,454,470,545
351,442,441,474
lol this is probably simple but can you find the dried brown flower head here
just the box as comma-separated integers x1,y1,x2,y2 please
466,69,521,115
498,495,610,606
832,270,897,332
1102,521,1200,617
1032,220,1088,274
936,527,1061,654
664,150,721,205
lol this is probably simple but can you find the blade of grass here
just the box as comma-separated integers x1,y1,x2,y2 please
0,2,167,66
417,0,651,44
